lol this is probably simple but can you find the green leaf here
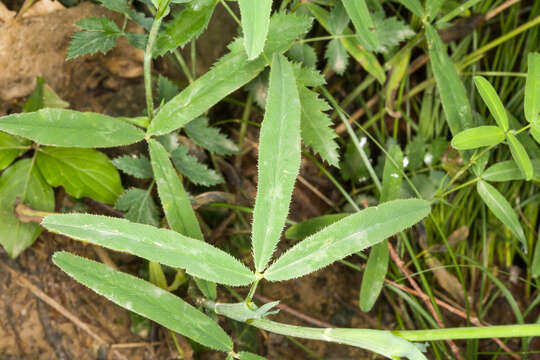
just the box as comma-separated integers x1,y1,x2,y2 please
425,0,443,20
238,0,272,60
124,32,148,50
359,240,389,312
285,214,349,241
115,187,160,227
531,123,540,145
482,159,540,182
252,55,301,273
532,232,540,277
98,0,127,13
474,76,508,131
507,132,533,181
425,24,472,135
76,17,120,32
325,39,349,75
184,117,239,155
43,215,256,286
171,146,224,186
0,109,145,148
148,13,312,135
238,352,267,360
52,251,233,351
372,13,414,54
23,77,45,112
393,0,425,18
154,0,218,58
524,53,540,123
380,144,403,203
0,159,54,258
0,132,31,171
450,126,506,150
328,1,349,35
67,31,119,59
36,147,123,204
148,139,203,239
342,0,379,52
298,87,340,167
158,75,179,103
476,180,527,252
112,155,153,179
288,43,317,69
264,199,430,281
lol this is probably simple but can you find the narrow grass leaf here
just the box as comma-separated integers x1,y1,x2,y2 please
148,13,312,136
252,55,301,273
112,155,153,179
450,126,505,150
52,252,233,351
36,147,123,205
425,24,472,135
425,0,442,20
524,53,540,123
43,215,256,286
0,159,54,258
0,132,31,171
264,199,430,281
148,139,203,240
171,146,224,186
476,180,527,252
0,109,145,147
342,0,378,52
154,0,218,58
238,0,272,60
474,76,508,131
359,240,389,312
507,133,533,181
285,214,349,241
532,232,540,277
380,144,403,202
394,0,424,18
115,187,160,227
482,159,540,182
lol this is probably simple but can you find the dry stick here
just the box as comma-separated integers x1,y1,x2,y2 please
385,279,521,359
485,0,521,21
0,264,128,360
387,243,464,360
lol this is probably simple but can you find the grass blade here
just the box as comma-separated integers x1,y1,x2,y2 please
264,199,430,281
53,251,233,351
342,0,379,52
506,133,533,181
395,0,425,18
42,214,256,286
252,54,301,273
474,76,509,131
238,0,272,60
450,126,505,150
476,180,527,252
524,53,540,123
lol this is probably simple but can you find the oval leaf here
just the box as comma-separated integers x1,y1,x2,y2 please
481,160,540,182
0,109,145,147
0,159,54,258
264,199,430,281
42,214,256,286
524,53,540,123
239,0,272,60
252,54,301,273
285,214,349,241
36,147,123,204
476,180,527,252
507,132,533,181
531,123,540,145
53,251,232,351
359,240,389,312
451,126,505,150
474,76,508,131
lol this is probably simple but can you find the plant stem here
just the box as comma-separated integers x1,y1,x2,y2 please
394,324,540,341
144,17,163,123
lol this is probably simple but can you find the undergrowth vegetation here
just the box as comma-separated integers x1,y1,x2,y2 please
1,0,540,359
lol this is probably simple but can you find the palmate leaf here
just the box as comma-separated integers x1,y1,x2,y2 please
264,199,430,281
0,159,54,258
112,155,153,179
42,214,256,286
171,146,224,186
52,252,233,351
115,187,160,227
0,109,145,148
474,76,508,131
154,0,218,58
252,55,301,273
451,126,506,150
36,147,123,205
238,0,272,60
0,132,31,171
184,117,239,155
148,12,312,136
298,86,340,167
425,24,472,135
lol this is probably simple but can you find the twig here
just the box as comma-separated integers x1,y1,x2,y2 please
485,0,521,21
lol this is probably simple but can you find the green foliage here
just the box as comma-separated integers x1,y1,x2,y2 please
238,0,272,60
112,155,153,179
288,43,318,69
184,117,239,155
371,13,415,53
264,199,431,281
43,214,256,285
251,55,301,273
36,147,123,204
482,160,540,182
285,214,349,241
393,0,424,18
451,126,506,150
325,39,349,75
115,187,160,227
171,146,224,186
380,144,404,202
474,76,509,131
0,109,145,148
52,251,233,351
0,159,54,258
67,17,122,59
342,0,379,52
525,53,540,124
507,133,533,181
0,132,31,171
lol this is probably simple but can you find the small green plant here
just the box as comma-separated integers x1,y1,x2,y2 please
1,0,540,359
